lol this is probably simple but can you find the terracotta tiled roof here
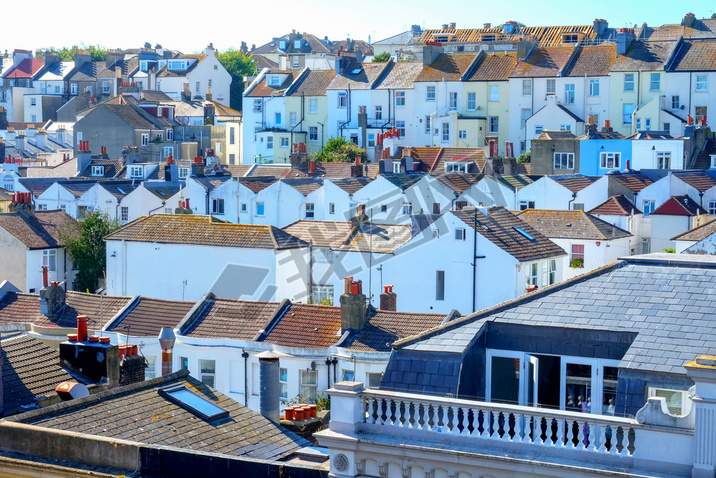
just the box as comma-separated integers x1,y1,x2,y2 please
282,221,354,248
672,217,716,241
510,47,575,78
453,207,566,262
563,45,617,77
609,173,653,192
181,298,279,340
0,292,39,325
282,178,323,195
105,214,307,249
588,195,642,216
253,55,279,70
415,53,477,82
495,174,541,191
652,195,706,216
674,172,716,192
464,52,517,81
537,131,577,140
0,210,76,249
517,209,631,240
3,59,43,79
1,334,80,416
328,177,373,194
285,162,380,180
328,61,390,90
222,164,253,177
248,165,293,178
264,303,341,348
409,147,485,174
347,310,447,352
417,24,595,47
246,70,296,97
105,297,194,337
239,177,278,193
374,61,423,89
550,174,598,193
286,68,336,96
435,173,480,193
17,370,310,461
611,41,676,72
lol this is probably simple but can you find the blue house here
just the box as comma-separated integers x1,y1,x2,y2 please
579,122,630,176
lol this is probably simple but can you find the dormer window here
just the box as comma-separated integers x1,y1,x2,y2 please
279,40,287,50
294,40,302,49
168,60,186,70
562,34,579,44
129,165,143,178
91,165,105,176
270,75,280,86
445,162,470,173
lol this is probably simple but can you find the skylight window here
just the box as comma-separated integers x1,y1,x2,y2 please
351,68,362,75
158,384,229,422
117,187,126,195
514,226,535,241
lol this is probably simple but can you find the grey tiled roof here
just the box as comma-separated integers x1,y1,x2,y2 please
10,370,310,461
395,255,716,375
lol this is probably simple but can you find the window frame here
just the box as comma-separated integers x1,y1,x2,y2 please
546,79,556,94
467,92,477,110
211,198,225,215
43,249,57,272
426,86,436,102
396,90,406,107
436,270,445,301
309,126,318,141
442,123,450,142
337,92,348,108
256,202,265,216
489,85,499,102
624,74,634,92
200,359,216,387
305,202,315,219
396,120,406,138
300,369,318,401
571,244,585,267
650,73,661,91
522,79,532,96
657,152,671,169
280,367,288,399
696,74,708,92
564,83,575,104
589,79,599,96
488,116,499,134
309,98,318,113
600,152,621,169
553,152,575,170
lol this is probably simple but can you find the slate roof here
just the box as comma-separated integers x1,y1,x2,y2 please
549,174,598,193
435,172,480,194
105,297,194,337
282,178,323,196
180,298,279,340
328,61,390,90
99,181,140,200
10,370,310,461
105,214,307,249
346,310,448,352
672,217,716,241
611,41,676,72
415,53,477,82
0,210,76,249
517,209,632,240
24,158,78,179
337,223,414,254
374,62,423,89
464,52,517,81
381,174,425,190
17,178,58,197
251,33,333,55
264,303,342,349
410,147,486,174
286,69,336,96
1,334,82,416
588,195,642,216
609,173,654,192
328,177,373,194
245,71,296,97
190,176,230,191
0,291,132,330
93,103,169,130
60,181,97,198
144,183,181,200
674,172,716,192
671,41,716,71
652,195,706,216
393,255,716,376
510,47,575,78
495,174,540,191
282,221,354,248
635,18,716,41
563,45,617,77
222,164,254,177
77,160,125,178
253,55,279,70
454,207,566,262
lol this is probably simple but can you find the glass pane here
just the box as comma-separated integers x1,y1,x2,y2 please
655,389,684,415
201,375,215,387
280,368,288,382
491,356,520,405
603,366,618,416
565,363,591,413
200,359,215,374
302,370,317,385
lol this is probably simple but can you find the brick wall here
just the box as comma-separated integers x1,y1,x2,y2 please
120,355,146,386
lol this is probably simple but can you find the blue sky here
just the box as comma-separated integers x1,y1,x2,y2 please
5,0,715,54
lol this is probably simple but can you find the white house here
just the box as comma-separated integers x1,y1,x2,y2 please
588,194,646,255
516,174,608,212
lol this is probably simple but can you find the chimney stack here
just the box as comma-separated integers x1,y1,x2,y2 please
60,316,120,388
39,281,66,317
380,285,397,311
257,351,281,423
340,276,368,332
351,203,368,228
158,327,176,376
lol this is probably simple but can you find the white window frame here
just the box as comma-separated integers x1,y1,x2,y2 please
522,79,532,96
43,250,57,272
467,92,477,110
441,123,450,142
211,198,225,215
289,112,297,126
300,369,318,401
402,202,412,215
589,79,599,96
200,359,216,387
553,152,574,170
305,202,315,219
488,116,499,134
624,74,634,92
253,99,262,112
280,137,289,148
141,133,149,146
648,388,692,416
309,98,318,113
309,126,318,141
91,165,105,177
337,92,348,108
267,136,273,149
396,91,406,107
623,104,633,125
120,206,129,222
546,79,556,94
650,73,660,91
129,166,143,178
696,74,708,92
657,152,671,169
426,86,436,101
708,201,716,216
564,83,575,104
425,115,431,133
672,95,680,109
600,152,621,169
458,130,467,139
329,203,335,215
279,367,288,399
396,120,405,138
489,85,499,102
448,92,457,110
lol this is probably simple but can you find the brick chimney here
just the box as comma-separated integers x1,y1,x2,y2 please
340,276,367,332
39,281,65,317
73,49,91,69
351,203,368,229
379,285,397,311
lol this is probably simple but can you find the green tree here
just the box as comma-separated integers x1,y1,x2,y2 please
517,151,531,163
372,52,391,62
60,212,121,292
216,48,257,111
317,137,367,163
36,44,107,61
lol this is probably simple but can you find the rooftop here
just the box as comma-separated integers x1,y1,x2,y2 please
588,195,642,216
0,210,76,250
517,209,632,240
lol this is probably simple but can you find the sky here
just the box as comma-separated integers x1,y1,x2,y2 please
4,0,715,55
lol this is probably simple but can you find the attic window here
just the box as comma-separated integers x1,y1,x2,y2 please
91,165,105,177
270,76,280,86
514,226,535,241
562,34,579,44
294,40,302,49
157,384,229,422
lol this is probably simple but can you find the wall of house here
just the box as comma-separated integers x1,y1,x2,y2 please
551,236,631,281
461,79,510,153
632,140,685,170
649,215,693,252
460,177,515,209
579,138,633,176
351,178,410,225
0,230,27,291
119,186,164,224
26,247,71,293
36,184,80,218
74,107,136,159
531,138,580,176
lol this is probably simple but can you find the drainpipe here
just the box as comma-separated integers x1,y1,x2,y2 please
472,207,478,313
338,85,352,137
242,349,249,406
325,357,332,388
568,191,577,210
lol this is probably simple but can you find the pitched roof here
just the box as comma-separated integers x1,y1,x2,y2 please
3,58,43,79
517,209,631,240
246,70,296,97
435,172,480,193
635,18,716,41
105,297,194,337
374,61,423,89
77,160,125,178
0,291,133,329
393,255,716,375
674,172,716,192
1,334,80,416
611,41,676,72
464,52,517,81
286,68,335,96
417,24,596,48
672,217,716,241
12,370,310,461
588,195,642,216
347,310,447,352
381,173,425,190
282,220,354,248
0,210,76,249
328,61,390,90
652,195,706,216
328,177,373,194
92,103,169,130
537,131,577,140
247,165,293,178
239,177,278,193
99,181,140,199
283,220,414,254
105,214,307,249
24,158,79,179
410,147,486,174
495,174,541,191
563,45,616,77
285,162,380,180
180,298,280,340
453,207,566,262
609,173,654,192
415,53,477,82
510,47,575,78
549,174,598,193
671,41,716,71
281,178,323,195
251,32,334,55
253,54,279,70
264,303,341,348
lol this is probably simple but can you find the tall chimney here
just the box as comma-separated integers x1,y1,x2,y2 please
380,285,397,311
340,276,367,332
158,327,176,376
257,351,281,422
39,281,66,317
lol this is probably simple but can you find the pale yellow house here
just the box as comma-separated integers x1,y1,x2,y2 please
283,68,334,160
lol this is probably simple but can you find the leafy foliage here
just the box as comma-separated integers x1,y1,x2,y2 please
216,48,257,111
371,52,391,62
316,137,367,163
60,212,121,292
517,151,531,163
36,44,107,61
